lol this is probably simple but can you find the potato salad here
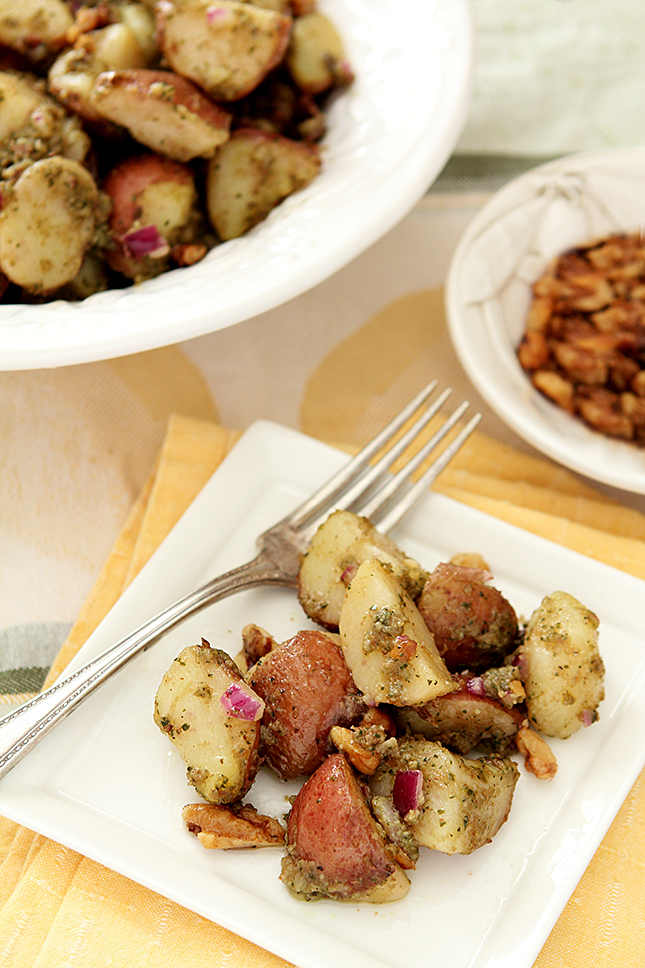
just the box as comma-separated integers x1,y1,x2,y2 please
154,510,605,904
0,0,353,300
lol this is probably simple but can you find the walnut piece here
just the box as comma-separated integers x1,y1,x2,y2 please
518,233,645,446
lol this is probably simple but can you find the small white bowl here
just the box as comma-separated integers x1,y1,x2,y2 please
446,146,645,494
0,0,473,370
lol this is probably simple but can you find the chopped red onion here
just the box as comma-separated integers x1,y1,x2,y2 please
392,634,417,659
340,562,358,585
206,5,229,23
393,769,423,817
220,682,265,722
123,224,170,259
465,676,486,696
580,709,595,727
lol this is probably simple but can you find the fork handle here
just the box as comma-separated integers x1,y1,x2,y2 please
0,551,293,781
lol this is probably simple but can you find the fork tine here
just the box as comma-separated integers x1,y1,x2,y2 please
368,411,482,533
357,399,471,520
309,385,454,521
287,379,439,529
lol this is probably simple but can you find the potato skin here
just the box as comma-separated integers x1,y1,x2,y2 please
92,68,232,161
396,689,524,755
246,629,365,780
102,152,199,280
281,752,410,902
416,563,518,673
518,590,605,738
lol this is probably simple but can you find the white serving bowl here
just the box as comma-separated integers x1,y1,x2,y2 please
0,0,473,370
446,146,645,494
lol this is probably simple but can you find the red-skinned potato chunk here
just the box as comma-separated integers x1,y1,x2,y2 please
206,127,320,240
103,152,204,281
155,0,291,102
371,738,519,855
396,689,524,755
0,157,102,294
339,559,455,707
281,753,410,902
417,562,518,673
154,639,263,804
92,69,232,162
286,11,353,95
48,20,153,133
246,629,365,780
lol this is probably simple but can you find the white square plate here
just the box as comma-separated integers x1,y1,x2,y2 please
1,422,644,968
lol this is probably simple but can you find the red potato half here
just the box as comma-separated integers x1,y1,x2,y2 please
102,152,201,280
396,689,524,755
206,127,320,240
92,69,232,162
246,629,365,780
155,0,291,102
417,562,519,673
48,21,153,132
518,590,605,739
281,752,410,902
154,640,263,804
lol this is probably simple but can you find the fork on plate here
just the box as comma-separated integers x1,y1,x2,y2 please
0,381,480,780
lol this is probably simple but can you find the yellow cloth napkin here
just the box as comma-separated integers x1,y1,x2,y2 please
1,414,644,967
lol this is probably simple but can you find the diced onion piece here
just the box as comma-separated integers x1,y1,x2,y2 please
465,676,486,696
220,681,265,721
393,769,423,817
206,5,230,22
123,224,170,258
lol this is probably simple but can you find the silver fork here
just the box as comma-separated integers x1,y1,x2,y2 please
0,381,480,781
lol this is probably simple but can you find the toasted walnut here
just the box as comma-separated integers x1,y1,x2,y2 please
531,370,575,413
632,371,645,397
518,330,550,371
621,392,645,427
515,726,558,781
449,552,490,571
518,232,645,447
182,802,285,849
576,387,634,439
525,295,555,332
329,725,382,774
